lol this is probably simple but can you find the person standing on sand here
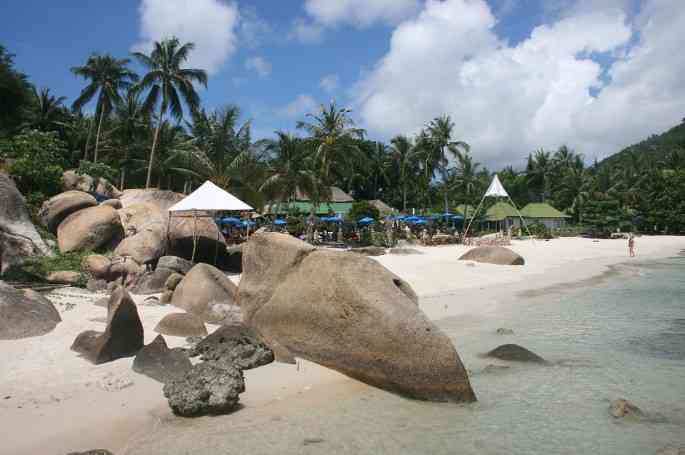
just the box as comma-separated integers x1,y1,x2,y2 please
628,234,636,257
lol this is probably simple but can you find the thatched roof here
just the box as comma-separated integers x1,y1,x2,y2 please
369,199,396,215
294,186,354,203
520,203,571,219
485,202,519,221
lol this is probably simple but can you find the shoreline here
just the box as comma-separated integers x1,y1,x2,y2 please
2,236,685,455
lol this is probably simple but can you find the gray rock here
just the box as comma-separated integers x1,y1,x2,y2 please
38,190,97,233
157,256,193,275
155,313,208,338
496,328,514,335
132,334,192,383
163,363,245,416
0,282,61,340
188,324,274,370
71,286,144,364
87,278,109,293
0,173,50,273
160,290,173,305
459,246,524,265
609,398,643,419
164,272,184,291
349,246,386,256
129,267,175,295
485,344,547,363
46,271,82,285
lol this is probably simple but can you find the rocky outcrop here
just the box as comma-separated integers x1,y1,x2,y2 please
71,286,144,364
62,170,121,199
0,173,50,273
485,344,547,363
38,190,97,233
238,232,476,402
459,246,525,265
188,324,274,370
0,282,61,340
46,271,82,285
171,263,238,322
163,363,245,416
157,256,193,275
155,313,208,338
57,205,123,253
132,334,192,383
609,398,643,419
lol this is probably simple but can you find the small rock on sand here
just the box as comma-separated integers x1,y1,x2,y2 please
132,334,192,383
609,398,643,419
66,450,115,455
496,328,514,335
155,313,208,338
485,344,547,363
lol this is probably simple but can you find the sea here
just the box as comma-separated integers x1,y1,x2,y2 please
129,257,685,455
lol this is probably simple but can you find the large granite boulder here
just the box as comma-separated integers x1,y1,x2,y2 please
38,190,97,233
163,363,245,416
71,286,144,364
188,324,274,370
165,272,184,291
459,246,525,265
239,232,476,402
157,256,193,275
171,263,238,322
57,205,123,253
115,203,167,265
155,312,208,337
46,271,82,285
63,170,121,199
0,173,50,273
129,267,175,295
132,334,192,383
485,344,547,363
0,282,61,340
82,254,112,280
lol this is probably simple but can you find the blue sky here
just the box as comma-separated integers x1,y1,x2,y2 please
1,0,683,168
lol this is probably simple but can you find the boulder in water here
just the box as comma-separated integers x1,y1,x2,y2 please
239,232,476,402
163,363,245,416
609,398,643,419
171,263,238,322
0,173,50,273
155,312,208,338
132,334,192,383
485,344,547,363
188,324,274,370
459,246,525,265
71,286,144,364
38,190,97,233
0,282,61,340
57,205,123,253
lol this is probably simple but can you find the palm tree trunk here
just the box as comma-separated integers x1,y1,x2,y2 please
402,182,407,212
146,111,163,189
94,108,105,164
84,117,94,162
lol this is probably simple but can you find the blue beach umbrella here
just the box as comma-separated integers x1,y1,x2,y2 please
358,217,375,225
273,218,287,226
221,217,241,226
240,220,256,228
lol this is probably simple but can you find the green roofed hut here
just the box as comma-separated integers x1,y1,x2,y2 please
455,204,476,218
521,202,571,229
484,201,523,232
264,186,354,217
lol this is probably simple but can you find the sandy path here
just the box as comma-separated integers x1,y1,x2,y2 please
1,235,684,454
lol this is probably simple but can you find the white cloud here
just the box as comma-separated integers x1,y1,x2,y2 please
245,56,272,78
303,0,421,27
133,0,239,75
238,6,272,49
319,74,339,93
277,94,318,118
354,0,685,167
290,17,325,44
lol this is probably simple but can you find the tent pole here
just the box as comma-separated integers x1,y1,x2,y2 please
507,195,535,242
191,211,198,263
463,194,487,240
166,212,171,255
214,211,219,266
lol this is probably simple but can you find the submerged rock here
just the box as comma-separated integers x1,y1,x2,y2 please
155,313,208,338
459,246,525,265
163,363,245,416
609,398,643,419
239,232,476,402
0,282,61,340
71,286,144,364
485,344,547,363
132,335,192,383
188,324,274,370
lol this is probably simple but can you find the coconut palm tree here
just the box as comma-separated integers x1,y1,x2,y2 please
297,101,365,193
424,115,470,213
526,148,555,201
71,54,137,163
132,37,208,188
113,90,149,189
450,151,481,206
390,135,417,211
22,87,67,131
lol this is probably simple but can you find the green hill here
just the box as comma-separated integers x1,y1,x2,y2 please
598,120,685,169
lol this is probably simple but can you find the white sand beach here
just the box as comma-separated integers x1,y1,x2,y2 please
1,235,684,455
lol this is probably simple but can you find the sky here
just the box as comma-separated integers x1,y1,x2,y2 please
1,0,683,169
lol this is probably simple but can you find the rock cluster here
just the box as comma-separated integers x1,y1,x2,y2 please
239,232,476,402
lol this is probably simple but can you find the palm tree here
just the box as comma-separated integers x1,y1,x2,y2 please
526,148,554,201
260,132,321,210
424,115,470,213
297,101,365,193
451,151,481,206
71,54,138,163
132,37,208,188
390,135,417,211
114,90,149,189
22,87,67,131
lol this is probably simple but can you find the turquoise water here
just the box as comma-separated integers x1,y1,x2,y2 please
130,258,685,455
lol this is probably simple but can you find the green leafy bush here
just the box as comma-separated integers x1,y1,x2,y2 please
2,247,91,287
0,129,66,209
77,160,117,182
348,200,380,222
527,222,555,239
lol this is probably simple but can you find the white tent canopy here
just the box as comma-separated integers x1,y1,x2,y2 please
484,174,509,198
168,181,253,212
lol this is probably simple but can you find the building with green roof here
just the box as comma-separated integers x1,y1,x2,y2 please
520,202,571,229
263,186,354,217
484,201,523,232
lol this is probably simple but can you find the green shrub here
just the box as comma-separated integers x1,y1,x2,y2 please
348,200,380,222
77,160,117,182
2,247,91,287
527,222,554,239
